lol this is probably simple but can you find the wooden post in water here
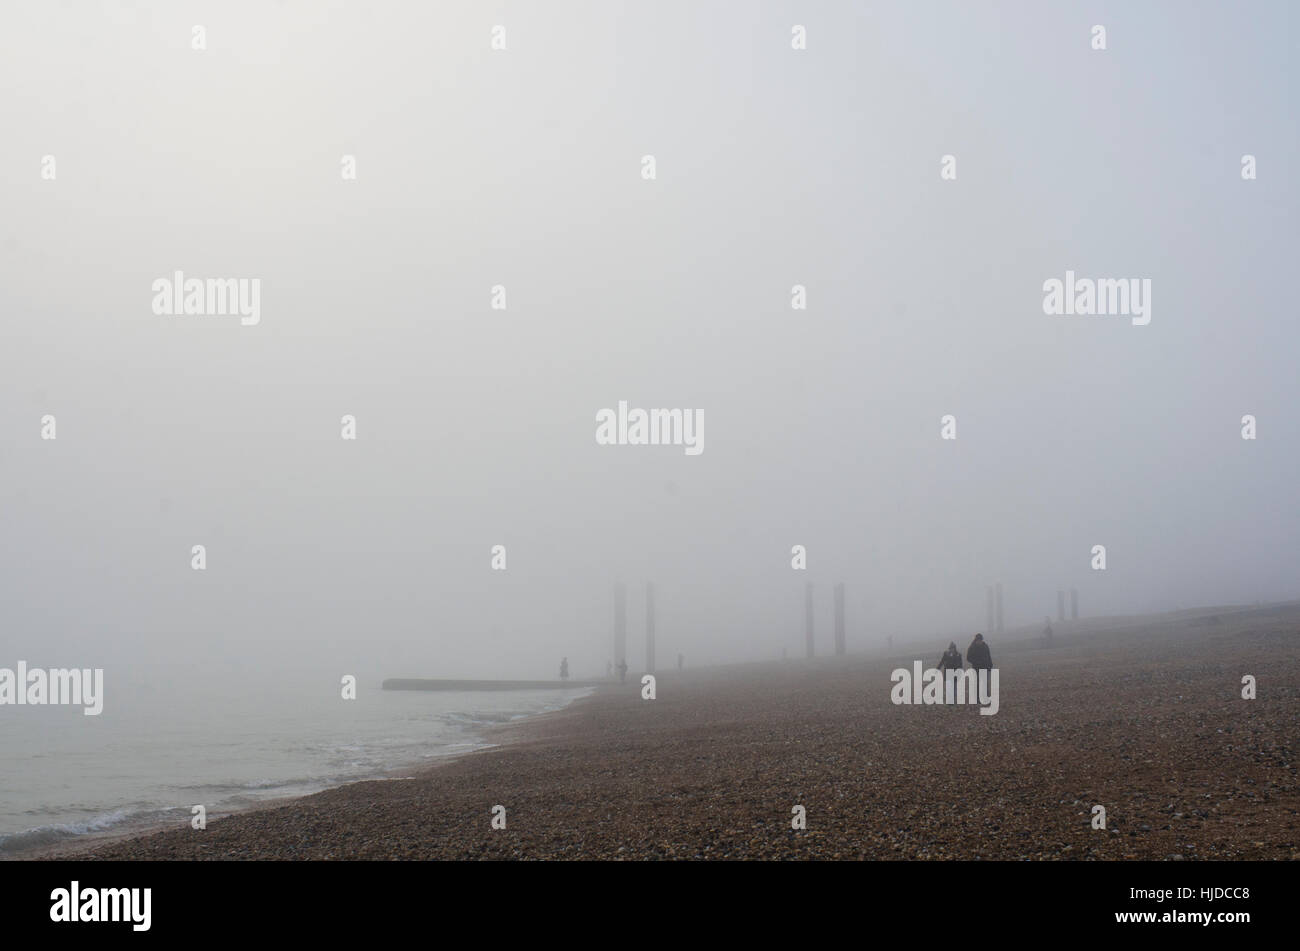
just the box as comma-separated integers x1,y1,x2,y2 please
804,582,815,658
834,582,846,656
645,582,656,674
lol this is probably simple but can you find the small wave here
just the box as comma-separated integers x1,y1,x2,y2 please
442,711,512,727
0,808,151,853
240,778,302,791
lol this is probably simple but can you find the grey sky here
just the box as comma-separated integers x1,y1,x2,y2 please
1,1,1296,683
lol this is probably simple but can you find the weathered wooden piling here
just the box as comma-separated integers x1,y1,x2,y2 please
645,582,656,674
834,582,846,656
614,582,627,670
804,582,815,658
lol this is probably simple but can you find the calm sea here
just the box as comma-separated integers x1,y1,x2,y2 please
0,672,591,854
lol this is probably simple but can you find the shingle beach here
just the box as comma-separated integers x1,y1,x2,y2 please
50,606,1300,861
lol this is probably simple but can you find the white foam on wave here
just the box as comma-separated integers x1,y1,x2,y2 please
0,808,137,852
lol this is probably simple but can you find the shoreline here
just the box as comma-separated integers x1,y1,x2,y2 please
8,688,599,861
20,605,1300,860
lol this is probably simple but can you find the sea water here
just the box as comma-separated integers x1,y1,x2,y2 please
0,673,591,855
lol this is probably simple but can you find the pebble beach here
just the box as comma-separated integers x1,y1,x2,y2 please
48,605,1300,861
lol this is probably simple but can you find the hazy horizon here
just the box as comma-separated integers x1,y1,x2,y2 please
3,1,1297,687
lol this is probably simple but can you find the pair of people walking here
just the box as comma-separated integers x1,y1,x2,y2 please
937,634,994,704
939,633,992,671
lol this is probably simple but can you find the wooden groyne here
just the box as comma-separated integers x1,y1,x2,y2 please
382,678,605,692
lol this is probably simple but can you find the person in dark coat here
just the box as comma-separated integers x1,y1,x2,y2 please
967,633,992,672
938,642,964,704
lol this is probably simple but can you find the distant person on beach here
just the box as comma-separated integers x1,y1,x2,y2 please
938,642,963,704
559,657,569,681
677,653,683,671
967,633,993,674
1042,616,1054,645
616,659,627,683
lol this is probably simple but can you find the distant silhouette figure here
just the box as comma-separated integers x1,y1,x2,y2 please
616,659,628,684
677,653,683,671
559,657,569,681
967,633,993,673
946,639,967,706
1042,616,1054,645
606,660,612,678
887,635,894,650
